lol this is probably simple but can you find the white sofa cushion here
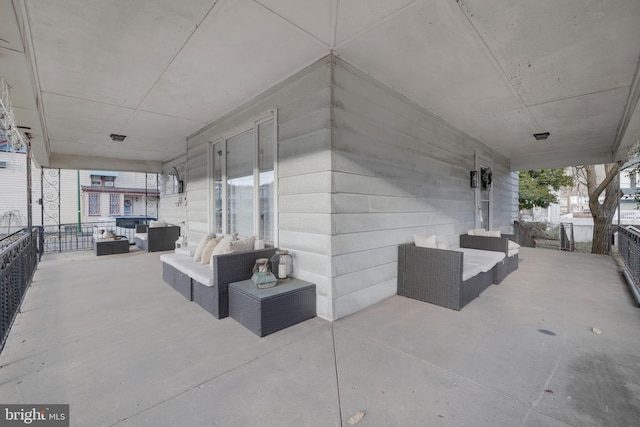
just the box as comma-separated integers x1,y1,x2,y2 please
134,233,148,241
227,236,256,254
160,253,213,287
508,240,520,257
461,262,484,282
456,248,505,281
469,229,501,237
211,234,235,256
414,234,437,248
194,233,216,262
201,236,224,265
175,245,196,257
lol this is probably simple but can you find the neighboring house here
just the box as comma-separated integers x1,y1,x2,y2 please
80,170,159,222
0,148,173,234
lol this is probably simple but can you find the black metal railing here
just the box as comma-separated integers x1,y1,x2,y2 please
1,228,40,352
0,229,27,252
616,225,640,307
560,223,575,252
39,221,140,253
513,221,537,248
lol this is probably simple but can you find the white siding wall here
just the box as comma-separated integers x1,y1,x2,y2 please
329,59,517,318
183,55,518,321
186,57,334,318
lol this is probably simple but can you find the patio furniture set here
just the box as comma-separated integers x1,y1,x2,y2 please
397,230,520,311
134,221,181,252
159,235,316,337
93,219,181,256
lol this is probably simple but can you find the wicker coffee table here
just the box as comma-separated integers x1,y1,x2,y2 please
94,239,129,256
229,278,316,337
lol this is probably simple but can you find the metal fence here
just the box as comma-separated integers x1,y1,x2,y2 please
616,225,640,307
512,221,537,248
1,228,39,351
39,220,141,253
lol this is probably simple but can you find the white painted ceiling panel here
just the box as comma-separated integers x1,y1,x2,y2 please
1,0,638,171
460,0,640,107
255,0,333,45
42,93,133,142
337,1,532,154
140,0,328,123
120,110,201,153
335,0,417,45
529,88,628,146
27,0,215,107
50,139,111,158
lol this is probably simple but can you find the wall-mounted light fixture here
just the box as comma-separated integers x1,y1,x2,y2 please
470,170,478,188
110,133,126,142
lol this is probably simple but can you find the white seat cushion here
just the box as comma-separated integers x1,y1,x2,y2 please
457,247,505,274
175,246,196,257
134,233,148,241
508,240,520,257
160,253,213,287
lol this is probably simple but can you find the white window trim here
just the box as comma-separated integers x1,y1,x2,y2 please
207,110,277,244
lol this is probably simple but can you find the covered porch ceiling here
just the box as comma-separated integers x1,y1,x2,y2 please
2,0,640,173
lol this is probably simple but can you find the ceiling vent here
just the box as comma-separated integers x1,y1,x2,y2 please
533,132,550,141
109,133,126,142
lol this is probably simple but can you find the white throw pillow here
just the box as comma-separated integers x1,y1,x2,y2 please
226,236,256,254
508,240,520,250
487,230,501,237
211,234,235,257
200,236,223,265
194,233,215,261
414,234,437,249
149,220,166,228
468,229,485,236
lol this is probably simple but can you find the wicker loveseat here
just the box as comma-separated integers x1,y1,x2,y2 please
397,237,507,311
134,222,180,252
459,230,520,274
160,245,277,319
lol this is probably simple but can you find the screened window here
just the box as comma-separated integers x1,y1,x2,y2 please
109,194,120,215
211,116,275,242
88,193,100,216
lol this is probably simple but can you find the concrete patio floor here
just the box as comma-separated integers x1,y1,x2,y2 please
1,246,639,426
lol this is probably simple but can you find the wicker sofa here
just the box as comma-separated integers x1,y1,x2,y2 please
397,242,507,311
134,223,180,252
459,231,520,274
160,246,277,319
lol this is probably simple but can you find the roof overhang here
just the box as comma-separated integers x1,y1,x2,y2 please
2,0,639,172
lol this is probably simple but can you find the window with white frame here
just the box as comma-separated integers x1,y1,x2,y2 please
88,193,100,216
211,115,275,242
109,194,120,215
164,167,181,195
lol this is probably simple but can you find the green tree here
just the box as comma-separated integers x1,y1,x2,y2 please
519,169,573,210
